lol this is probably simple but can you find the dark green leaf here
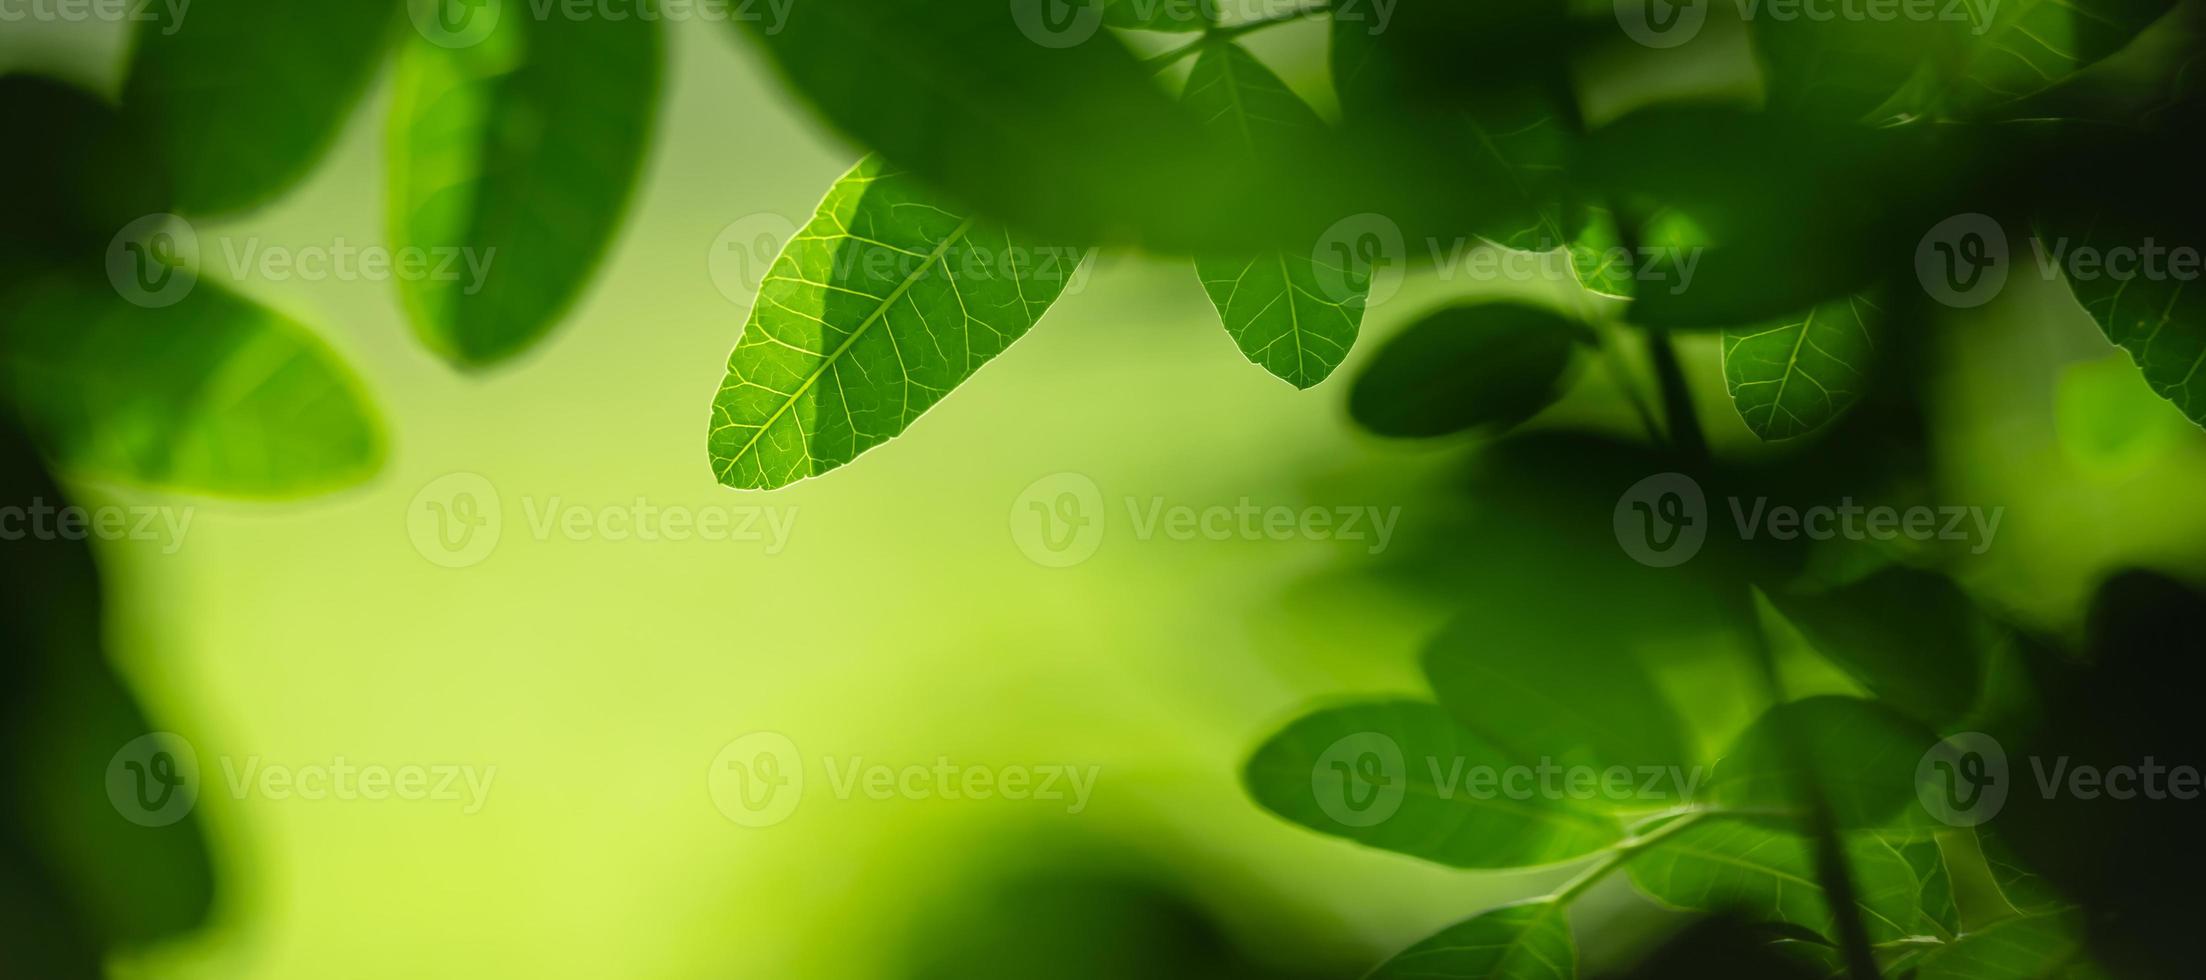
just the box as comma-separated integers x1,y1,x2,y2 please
1244,701,1622,868
1722,293,1885,441
1767,568,1989,727
1348,304,1587,438
388,12,661,366
1913,913,2087,979
0,76,170,257
121,0,399,216
1627,819,1930,944
707,158,1081,490
1366,900,1574,980
1708,696,1936,829
1947,0,2177,112
1185,42,1364,388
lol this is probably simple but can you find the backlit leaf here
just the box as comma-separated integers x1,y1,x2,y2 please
1722,293,1884,440
1366,900,1574,980
1708,696,1935,829
1627,819,1931,944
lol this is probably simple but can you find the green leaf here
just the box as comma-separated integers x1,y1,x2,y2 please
1420,596,1692,779
1184,42,1364,388
1708,696,1935,829
387,12,661,367
0,76,170,258
1243,701,1622,868
1766,568,1988,727
1752,16,1957,121
1722,294,1884,440
1626,819,1931,945
1348,304,1587,439
707,158,1082,490
121,0,399,216
0,264,384,498
2057,224,2206,428
1366,900,1575,980
1948,0,2177,111
1567,206,1705,302
1914,913,2086,979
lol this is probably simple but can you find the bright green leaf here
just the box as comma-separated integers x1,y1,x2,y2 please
1708,696,1935,829
708,158,1082,490
1105,0,1213,31
1914,913,2088,979
1366,900,1575,980
388,12,661,367
1722,293,1884,440
1244,701,1622,868
1349,304,1587,438
1627,819,1931,945
0,265,384,498
1185,42,1364,388
121,0,399,216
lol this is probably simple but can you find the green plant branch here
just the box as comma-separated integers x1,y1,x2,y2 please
1146,2,1334,70
1934,828,2022,933
1549,810,1713,906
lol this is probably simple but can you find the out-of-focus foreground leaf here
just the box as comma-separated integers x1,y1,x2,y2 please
1348,304,1586,438
121,0,400,216
1365,900,1574,980
1708,696,1934,829
707,158,1080,490
387,9,661,367
0,423,214,977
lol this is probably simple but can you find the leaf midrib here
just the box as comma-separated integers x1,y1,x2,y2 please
726,216,978,467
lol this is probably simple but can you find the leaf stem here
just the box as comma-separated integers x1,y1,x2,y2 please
1549,810,1711,906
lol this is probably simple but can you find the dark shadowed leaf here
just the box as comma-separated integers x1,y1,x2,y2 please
1349,304,1587,438
1627,819,1930,945
1367,900,1574,980
1708,696,1935,829
0,76,170,258
1766,568,1988,727
121,0,399,216
388,11,661,366
1244,700,1622,868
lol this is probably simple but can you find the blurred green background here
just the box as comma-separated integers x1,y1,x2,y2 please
8,13,2206,980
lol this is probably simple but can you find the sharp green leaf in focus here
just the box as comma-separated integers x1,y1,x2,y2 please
1947,0,2177,111
1709,696,1936,829
1243,701,1622,868
2059,222,2206,428
1185,42,1364,388
1626,819,1932,945
1349,304,1586,438
1722,294,1884,440
387,11,661,367
1365,900,1574,980
708,158,1081,491
0,265,384,498
121,0,399,216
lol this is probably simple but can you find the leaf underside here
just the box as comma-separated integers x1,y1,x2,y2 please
1723,293,1884,440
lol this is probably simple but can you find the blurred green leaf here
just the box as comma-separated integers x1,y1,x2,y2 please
1349,304,1587,439
1422,603,1694,779
1626,819,1929,945
1244,701,1622,868
1948,0,2177,112
1766,568,1988,727
0,264,384,498
388,12,661,367
1106,0,1213,31
707,158,1080,490
1708,696,1934,829
121,0,399,216
1366,899,1574,980
1721,294,1884,441
0,75,170,258
1752,15,1956,121
1185,42,1364,388
1,425,213,974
